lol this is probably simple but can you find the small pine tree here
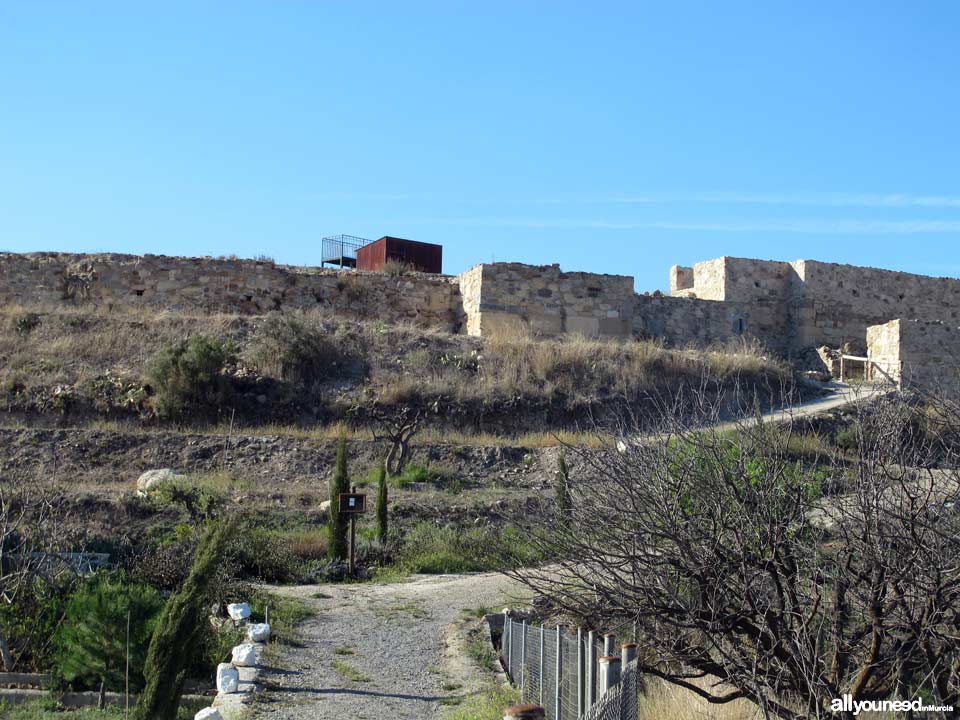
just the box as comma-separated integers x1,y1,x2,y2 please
375,461,388,545
133,518,236,720
556,452,572,525
55,579,162,692
328,437,350,561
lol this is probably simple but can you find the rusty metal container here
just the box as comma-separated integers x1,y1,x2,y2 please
356,237,442,274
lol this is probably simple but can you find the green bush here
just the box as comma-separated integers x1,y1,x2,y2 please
393,522,542,575
246,314,361,387
392,463,458,488
0,579,73,672
443,682,520,720
233,527,305,583
54,578,163,692
151,478,225,521
148,335,234,420
13,313,41,337
835,424,860,451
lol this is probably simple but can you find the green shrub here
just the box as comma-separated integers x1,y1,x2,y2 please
0,579,73,672
396,523,487,574
54,578,163,692
394,522,543,575
148,335,234,420
443,682,520,720
392,463,457,488
246,315,338,386
13,313,41,337
152,478,225,521
835,424,860,451
233,527,305,583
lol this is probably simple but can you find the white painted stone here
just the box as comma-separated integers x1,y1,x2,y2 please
231,643,258,667
227,603,251,622
194,708,223,720
216,664,240,694
247,623,271,642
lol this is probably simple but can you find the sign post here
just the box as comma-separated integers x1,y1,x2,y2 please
338,488,367,576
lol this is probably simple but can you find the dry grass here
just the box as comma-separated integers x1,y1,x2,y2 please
0,303,789,432
640,680,761,720
71,418,606,448
287,529,328,560
639,679,895,719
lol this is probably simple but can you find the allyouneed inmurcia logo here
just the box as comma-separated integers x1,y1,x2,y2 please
831,694,954,715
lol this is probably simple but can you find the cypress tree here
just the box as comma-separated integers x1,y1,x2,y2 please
375,460,388,545
133,518,236,720
556,452,572,525
328,437,350,561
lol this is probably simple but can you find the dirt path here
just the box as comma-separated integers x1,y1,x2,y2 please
251,573,523,720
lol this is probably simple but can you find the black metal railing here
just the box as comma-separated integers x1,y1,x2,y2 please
321,234,371,268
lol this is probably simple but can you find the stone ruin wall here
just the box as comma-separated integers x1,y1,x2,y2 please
868,319,960,389
457,262,635,339
672,256,960,354
4,251,960,365
0,252,464,330
792,260,960,351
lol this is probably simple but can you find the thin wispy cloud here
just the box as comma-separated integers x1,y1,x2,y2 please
610,192,960,208
397,217,960,234
316,190,960,209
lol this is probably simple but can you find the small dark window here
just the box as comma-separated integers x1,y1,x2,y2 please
134,289,144,296
733,317,746,336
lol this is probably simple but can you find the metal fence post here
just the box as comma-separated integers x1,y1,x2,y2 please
603,634,616,657
554,626,563,720
599,655,621,692
621,643,638,720
504,611,512,680
586,630,596,709
520,620,528,698
539,624,545,706
577,627,584,716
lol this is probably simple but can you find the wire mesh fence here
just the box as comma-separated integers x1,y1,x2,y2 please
503,617,639,720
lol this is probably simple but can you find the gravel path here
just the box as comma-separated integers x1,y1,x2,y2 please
251,573,522,720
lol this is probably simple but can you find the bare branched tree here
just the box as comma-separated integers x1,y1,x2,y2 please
351,400,435,475
0,477,77,670
508,386,960,719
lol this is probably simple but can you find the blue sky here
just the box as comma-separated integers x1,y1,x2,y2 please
1,2,959,291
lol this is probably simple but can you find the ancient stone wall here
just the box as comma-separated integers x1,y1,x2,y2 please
457,264,484,336
0,252,464,329
5,251,960,362
791,260,960,351
668,256,960,355
867,319,960,389
456,263,635,339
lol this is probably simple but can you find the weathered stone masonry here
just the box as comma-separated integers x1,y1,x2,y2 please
3,251,960,377
0,252,464,329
